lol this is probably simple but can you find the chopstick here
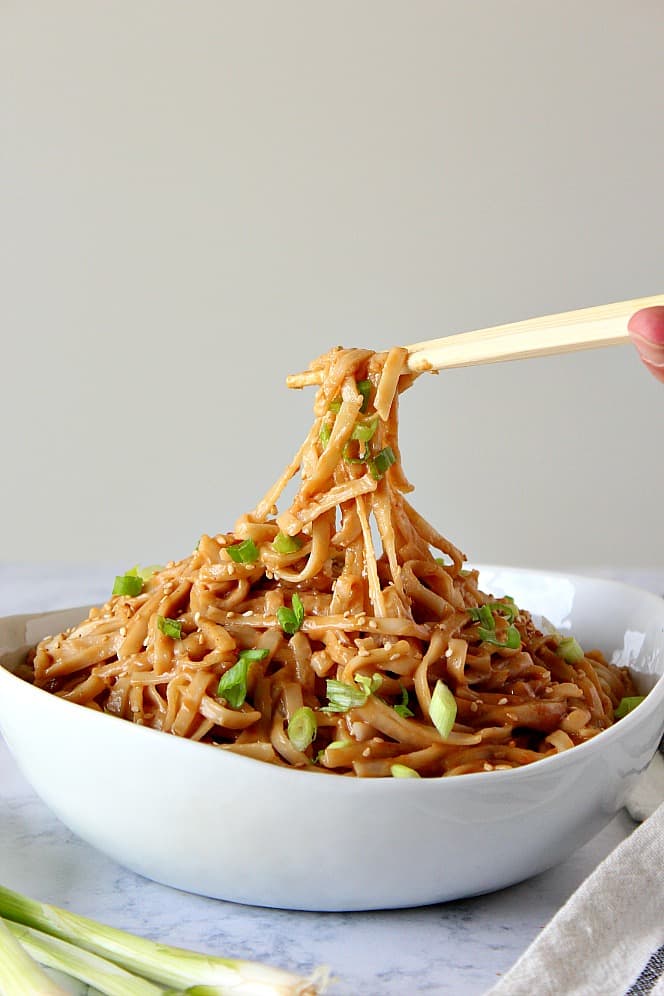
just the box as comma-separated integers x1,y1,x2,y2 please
404,294,664,373
287,294,663,387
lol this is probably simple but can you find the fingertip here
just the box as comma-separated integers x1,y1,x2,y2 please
627,306,664,346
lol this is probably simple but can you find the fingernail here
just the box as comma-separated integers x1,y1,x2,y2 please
628,306,664,366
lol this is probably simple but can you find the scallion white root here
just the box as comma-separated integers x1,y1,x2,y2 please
0,885,328,995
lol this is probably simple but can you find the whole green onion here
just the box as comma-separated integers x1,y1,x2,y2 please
0,884,327,994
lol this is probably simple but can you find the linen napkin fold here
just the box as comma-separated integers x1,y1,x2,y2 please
487,756,664,996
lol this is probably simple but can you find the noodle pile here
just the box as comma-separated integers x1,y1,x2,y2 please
28,347,637,777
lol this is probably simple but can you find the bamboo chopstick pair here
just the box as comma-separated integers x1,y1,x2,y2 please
287,294,663,388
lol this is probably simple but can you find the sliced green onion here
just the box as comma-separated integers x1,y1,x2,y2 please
322,679,369,713
479,624,521,650
394,685,414,719
614,695,646,719
4,919,162,996
157,616,182,640
287,707,317,751
328,396,342,414
351,414,379,443
390,764,421,779
469,600,518,625
0,884,325,993
368,446,396,481
342,440,369,465
354,673,383,697
276,592,305,635
238,648,270,663
136,565,163,582
226,538,259,564
273,532,303,555
357,379,372,413
217,649,267,708
429,680,457,739
316,739,352,762
434,555,451,567
556,636,585,664
319,420,332,449
112,574,143,597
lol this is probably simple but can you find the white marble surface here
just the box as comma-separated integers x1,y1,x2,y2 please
1,564,662,995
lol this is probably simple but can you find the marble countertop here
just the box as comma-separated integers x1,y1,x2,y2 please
1,564,662,996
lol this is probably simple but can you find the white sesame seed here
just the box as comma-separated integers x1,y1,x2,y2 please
470,702,479,712
498,697,508,705
242,610,253,617
367,621,378,630
483,763,494,772
389,653,400,661
119,627,127,637
362,748,371,757
194,612,201,624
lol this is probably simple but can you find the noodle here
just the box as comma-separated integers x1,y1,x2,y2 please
27,347,637,777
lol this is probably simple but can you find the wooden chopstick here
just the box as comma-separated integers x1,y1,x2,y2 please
405,294,664,373
286,294,663,388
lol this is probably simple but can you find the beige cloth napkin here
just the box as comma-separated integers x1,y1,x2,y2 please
487,755,664,996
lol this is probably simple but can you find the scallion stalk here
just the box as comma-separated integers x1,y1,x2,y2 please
556,636,584,664
0,916,67,996
0,884,327,995
4,918,163,996
429,681,457,739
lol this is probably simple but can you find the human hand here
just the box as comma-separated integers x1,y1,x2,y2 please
628,306,664,383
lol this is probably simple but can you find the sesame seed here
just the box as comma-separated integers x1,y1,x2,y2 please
367,620,377,630
389,653,400,661
470,702,479,712
119,626,127,637
194,612,201,624
498,697,508,705
242,610,253,617
362,748,371,757
483,763,494,772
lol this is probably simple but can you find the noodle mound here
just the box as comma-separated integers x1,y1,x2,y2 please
29,347,636,777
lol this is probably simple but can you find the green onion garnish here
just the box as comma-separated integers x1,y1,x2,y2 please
556,636,585,664
394,685,414,719
112,574,143,597
217,648,268,708
357,379,372,413
328,396,342,414
276,592,305,635
614,695,646,719
322,673,381,713
226,538,259,564
322,680,367,713
319,420,332,449
391,764,421,778
429,680,457,739
368,446,396,481
157,616,182,640
354,673,383,697
273,532,303,555
468,599,519,624
287,706,317,752
351,414,379,444
479,624,522,650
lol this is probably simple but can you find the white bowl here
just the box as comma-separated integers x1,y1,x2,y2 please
0,568,662,912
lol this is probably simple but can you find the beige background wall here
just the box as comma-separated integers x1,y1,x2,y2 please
1,1,662,569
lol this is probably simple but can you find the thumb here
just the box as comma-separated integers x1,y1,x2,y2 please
627,306,664,383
